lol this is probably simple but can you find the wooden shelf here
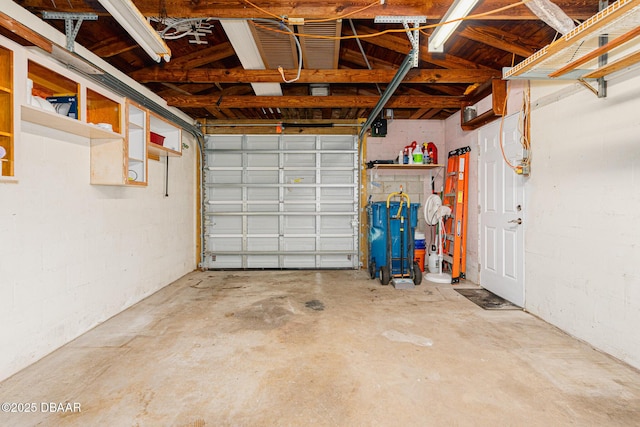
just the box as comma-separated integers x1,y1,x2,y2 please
0,44,13,178
21,105,122,139
149,112,182,157
148,143,181,157
373,164,443,170
460,78,507,131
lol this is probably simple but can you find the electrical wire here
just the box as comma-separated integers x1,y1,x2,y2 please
242,0,381,24
243,0,532,42
498,79,533,172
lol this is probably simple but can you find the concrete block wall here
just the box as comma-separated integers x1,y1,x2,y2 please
365,119,446,253
526,73,640,370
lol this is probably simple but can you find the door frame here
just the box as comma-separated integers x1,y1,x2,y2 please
478,113,526,306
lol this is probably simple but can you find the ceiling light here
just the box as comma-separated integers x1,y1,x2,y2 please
310,84,330,96
428,0,481,53
97,0,171,62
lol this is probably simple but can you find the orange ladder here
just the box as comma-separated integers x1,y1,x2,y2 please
442,146,470,283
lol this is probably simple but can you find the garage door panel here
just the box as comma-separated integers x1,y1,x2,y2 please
247,170,278,184
247,236,279,251
208,237,242,250
321,203,356,212
245,135,279,150
284,187,315,201
283,203,315,212
207,135,242,149
321,153,352,167
247,203,279,213
284,153,315,168
247,187,278,200
321,187,353,200
248,216,279,234
210,216,242,233
247,153,278,167
211,255,242,268
283,135,316,150
320,135,354,148
210,203,242,213
204,134,358,269
321,172,353,184
320,237,354,251
318,255,354,268
247,255,280,268
321,215,354,233
284,170,315,183
209,187,242,201
285,216,316,233
211,170,242,184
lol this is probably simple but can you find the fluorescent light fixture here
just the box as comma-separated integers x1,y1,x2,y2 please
428,0,481,53
219,20,283,96
97,0,171,62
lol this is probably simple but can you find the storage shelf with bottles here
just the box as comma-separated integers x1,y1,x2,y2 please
372,164,443,170
0,45,13,179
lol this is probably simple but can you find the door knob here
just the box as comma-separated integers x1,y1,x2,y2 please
508,218,522,225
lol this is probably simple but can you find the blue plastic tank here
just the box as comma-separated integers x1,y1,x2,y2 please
367,201,419,278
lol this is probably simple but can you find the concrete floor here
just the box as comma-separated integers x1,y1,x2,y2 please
2,270,640,426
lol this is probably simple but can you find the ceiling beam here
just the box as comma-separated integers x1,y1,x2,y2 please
460,25,539,58
165,95,462,109
129,68,501,83
351,25,491,69
0,12,52,52
164,43,236,70
89,36,137,57
24,1,597,20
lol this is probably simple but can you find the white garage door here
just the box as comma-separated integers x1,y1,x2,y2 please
203,134,359,269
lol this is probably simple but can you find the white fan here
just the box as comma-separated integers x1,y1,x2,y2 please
424,194,452,284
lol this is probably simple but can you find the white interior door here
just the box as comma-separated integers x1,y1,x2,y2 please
479,114,525,306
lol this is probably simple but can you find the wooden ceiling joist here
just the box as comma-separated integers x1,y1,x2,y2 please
22,1,597,21
0,12,52,52
129,68,501,84
460,25,539,58
166,95,462,109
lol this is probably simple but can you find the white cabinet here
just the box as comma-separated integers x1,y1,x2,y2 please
149,112,182,157
2,35,183,186
126,103,147,184
90,99,148,186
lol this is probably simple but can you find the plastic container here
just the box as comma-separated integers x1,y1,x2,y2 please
150,131,165,146
414,232,426,250
412,146,423,164
367,201,420,277
414,248,426,272
428,251,440,273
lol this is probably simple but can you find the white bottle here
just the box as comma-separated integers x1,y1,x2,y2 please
398,150,404,164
